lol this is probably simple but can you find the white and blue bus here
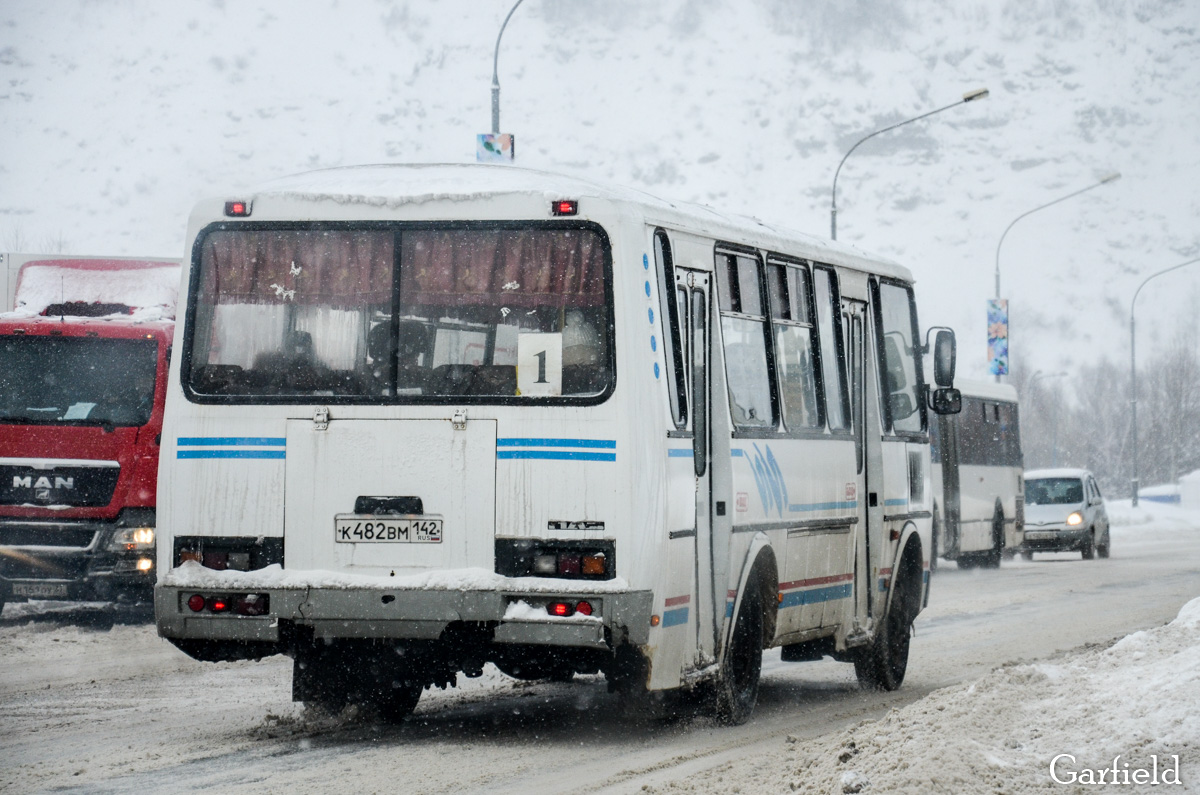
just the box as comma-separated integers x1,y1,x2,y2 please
155,164,959,724
930,380,1023,568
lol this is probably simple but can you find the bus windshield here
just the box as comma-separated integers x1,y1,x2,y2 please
0,336,158,427
186,226,613,401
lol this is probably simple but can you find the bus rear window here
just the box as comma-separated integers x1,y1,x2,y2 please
186,226,613,402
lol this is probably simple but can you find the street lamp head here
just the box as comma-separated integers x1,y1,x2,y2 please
962,87,990,102
1100,171,1121,184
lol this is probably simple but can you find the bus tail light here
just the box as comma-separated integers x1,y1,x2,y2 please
548,601,575,617
575,600,593,616
187,594,206,612
551,199,578,216
224,200,252,217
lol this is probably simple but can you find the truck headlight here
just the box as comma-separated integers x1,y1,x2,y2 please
110,526,155,550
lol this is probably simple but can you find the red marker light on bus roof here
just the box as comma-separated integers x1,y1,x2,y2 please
551,199,578,217
224,200,252,217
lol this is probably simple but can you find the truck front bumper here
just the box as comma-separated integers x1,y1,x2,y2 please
0,520,155,604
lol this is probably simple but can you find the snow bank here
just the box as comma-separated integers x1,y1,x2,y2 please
669,597,1200,793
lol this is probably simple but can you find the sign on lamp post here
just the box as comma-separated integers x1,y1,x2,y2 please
477,133,515,162
987,298,1009,376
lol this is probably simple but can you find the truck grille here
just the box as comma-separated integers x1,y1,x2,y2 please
0,524,99,548
0,463,120,507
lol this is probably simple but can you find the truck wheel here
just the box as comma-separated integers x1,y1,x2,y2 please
855,561,915,691
1081,530,1095,560
713,583,763,725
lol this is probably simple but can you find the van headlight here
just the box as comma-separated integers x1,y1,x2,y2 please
110,526,155,550
1066,512,1083,526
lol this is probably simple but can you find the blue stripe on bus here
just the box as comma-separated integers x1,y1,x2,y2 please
730,448,745,457
497,438,616,449
496,451,616,462
786,501,859,512
668,449,694,458
177,437,286,447
779,583,853,608
661,607,689,627
177,450,286,459
884,498,909,507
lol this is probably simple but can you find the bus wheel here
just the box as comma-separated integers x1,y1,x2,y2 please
1081,530,1096,560
713,584,763,725
375,678,424,724
855,565,915,691
982,508,1004,569
1021,550,1034,561
930,511,940,573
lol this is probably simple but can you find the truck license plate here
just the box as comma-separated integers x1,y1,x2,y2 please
334,516,442,544
13,581,70,599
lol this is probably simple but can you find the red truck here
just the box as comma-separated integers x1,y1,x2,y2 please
0,256,179,614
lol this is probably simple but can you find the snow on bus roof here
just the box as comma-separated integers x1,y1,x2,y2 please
252,163,914,282
10,258,180,318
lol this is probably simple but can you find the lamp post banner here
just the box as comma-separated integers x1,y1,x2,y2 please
987,298,1009,375
477,133,515,162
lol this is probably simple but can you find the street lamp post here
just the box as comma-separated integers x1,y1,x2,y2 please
830,87,988,241
1129,255,1200,507
993,172,1121,299
490,0,527,135
991,172,1121,383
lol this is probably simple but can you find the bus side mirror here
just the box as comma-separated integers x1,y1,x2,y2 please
930,387,962,415
931,328,956,387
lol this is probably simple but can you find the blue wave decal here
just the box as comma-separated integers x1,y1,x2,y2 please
667,448,694,458
496,438,616,462
747,443,788,518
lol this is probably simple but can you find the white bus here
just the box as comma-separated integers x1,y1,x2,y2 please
930,380,1023,569
154,164,960,724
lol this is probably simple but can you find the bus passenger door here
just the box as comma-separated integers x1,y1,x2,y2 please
677,269,718,663
844,300,879,635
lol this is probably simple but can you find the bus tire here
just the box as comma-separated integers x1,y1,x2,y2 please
930,510,940,574
375,679,424,724
713,582,763,726
982,508,1004,569
855,552,917,691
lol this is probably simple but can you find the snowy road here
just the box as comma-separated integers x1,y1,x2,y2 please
2,508,1198,794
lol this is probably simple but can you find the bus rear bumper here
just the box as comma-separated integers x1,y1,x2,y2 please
155,584,653,650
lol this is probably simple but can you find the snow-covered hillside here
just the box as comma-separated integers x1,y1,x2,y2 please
1,0,1198,378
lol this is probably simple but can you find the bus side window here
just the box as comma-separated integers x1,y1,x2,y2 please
715,250,775,429
813,266,849,430
766,260,820,429
654,230,687,428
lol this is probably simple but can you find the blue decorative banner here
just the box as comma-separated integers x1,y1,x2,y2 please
476,133,514,162
988,298,1009,375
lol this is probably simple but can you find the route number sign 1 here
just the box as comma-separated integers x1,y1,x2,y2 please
517,333,562,396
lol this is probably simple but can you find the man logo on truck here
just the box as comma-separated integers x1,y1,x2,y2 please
13,475,75,490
